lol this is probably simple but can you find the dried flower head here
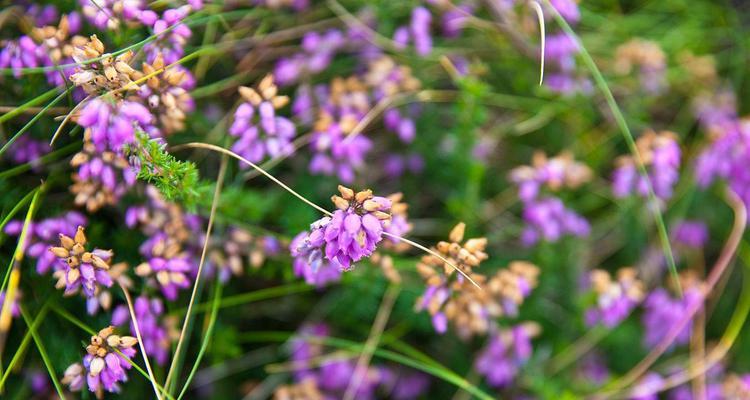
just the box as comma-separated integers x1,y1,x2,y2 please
585,267,645,328
49,226,114,298
510,151,592,202
69,35,142,95
139,54,195,134
274,378,324,400
612,130,681,201
230,74,296,164
70,135,137,212
74,326,137,396
417,222,487,279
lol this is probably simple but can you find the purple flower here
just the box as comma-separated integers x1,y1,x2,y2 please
274,30,345,85
309,118,372,183
549,0,580,24
79,0,154,30
642,286,702,349
135,233,193,300
64,326,138,394
672,220,708,249
112,296,171,365
322,191,391,269
77,98,157,153
585,268,644,328
612,130,681,201
441,4,473,38
4,212,86,275
392,7,433,56
144,5,194,64
475,324,538,388
630,372,664,400
49,226,114,298
545,33,579,71
5,136,49,171
0,36,43,78
290,228,343,287
230,76,296,165
521,197,590,246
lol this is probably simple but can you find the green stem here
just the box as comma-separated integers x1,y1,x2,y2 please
19,305,66,400
547,2,681,296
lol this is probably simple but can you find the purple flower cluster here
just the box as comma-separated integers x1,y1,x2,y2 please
274,30,345,85
290,226,344,288
521,197,590,246
230,75,296,164
135,233,193,300
672,220,708,249
144,5,197,64
5,136,50,171
694,91,750,210
612,130,681,202
79,0,156,30
0,36,45,78
63,326,138,395
541,1,592,95
475,323,538,388
394,7,433,56
112,296,172,365
77,98,157,153
4,212,86,274
510,152,592,245
585,268,644,328
642,285,702,349
49,226,114,298
290,187,392,285
285,323,429,399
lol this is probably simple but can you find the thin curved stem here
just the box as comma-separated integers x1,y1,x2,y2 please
598,189,746,398
119,283,163,400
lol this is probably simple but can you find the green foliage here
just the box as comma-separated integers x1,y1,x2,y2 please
124,131,208,210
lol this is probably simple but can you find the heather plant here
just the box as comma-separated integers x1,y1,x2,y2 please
2,0,750,399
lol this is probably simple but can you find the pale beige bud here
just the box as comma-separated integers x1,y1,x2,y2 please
59,234,75,249
119,336,138,347
90,35,104,54
98,326,114,339
331,195,349,210
362,200,381,212
355,190,373,204
106,334,121,347
338,185,354,200
50,247,70,258
449,223,466,243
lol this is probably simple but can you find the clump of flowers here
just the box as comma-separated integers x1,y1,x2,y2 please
112,296,174,365
475,322,540,388
614,39,667,94
139,54,195,135
4,212,87,274
70,133,137,212
585,267,645,328
274,30,345,85
135,233,193,300
210,228,283,282
278,323,429,399
415,222,540,338
291,185,392,284
69,35,141,95
5,136,50,171
49,226,114,298
642,271,704,349
79,0,155,30
393,6,433,56
230,74,295,164
612,130,681,202
62,326,138,396
510,152,592,245
308,78,373,183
